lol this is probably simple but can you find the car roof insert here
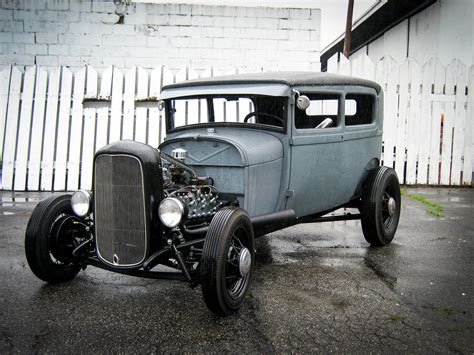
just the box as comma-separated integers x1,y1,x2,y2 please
163,71,381,94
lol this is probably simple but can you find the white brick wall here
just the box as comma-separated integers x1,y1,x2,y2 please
0,0,321,71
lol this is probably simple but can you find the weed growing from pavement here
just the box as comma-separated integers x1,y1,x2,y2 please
400,189,444,217
389,314,406,322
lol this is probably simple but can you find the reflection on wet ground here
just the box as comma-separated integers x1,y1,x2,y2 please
0,188,473,353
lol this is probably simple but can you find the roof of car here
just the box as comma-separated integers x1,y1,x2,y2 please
162,71,381,93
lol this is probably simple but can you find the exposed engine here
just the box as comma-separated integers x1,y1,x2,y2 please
161,148,226,223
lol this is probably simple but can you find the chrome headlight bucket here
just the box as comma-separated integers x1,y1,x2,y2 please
158,197,186,228
71,190,92,217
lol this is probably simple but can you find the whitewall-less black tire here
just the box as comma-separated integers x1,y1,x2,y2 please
25,194,81,283
360,166,401,246
200,207,255,316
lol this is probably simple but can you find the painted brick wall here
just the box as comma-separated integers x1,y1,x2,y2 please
0,0,321,72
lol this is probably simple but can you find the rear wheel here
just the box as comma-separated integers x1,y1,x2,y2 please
200,207,255,316
25,194,83,283
360,166,401,246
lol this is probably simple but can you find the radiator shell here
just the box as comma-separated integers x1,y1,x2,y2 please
93,140,163,268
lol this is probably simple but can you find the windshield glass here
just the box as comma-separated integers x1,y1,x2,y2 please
165,95,287,131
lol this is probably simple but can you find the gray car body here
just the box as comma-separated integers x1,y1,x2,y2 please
159,72,383,218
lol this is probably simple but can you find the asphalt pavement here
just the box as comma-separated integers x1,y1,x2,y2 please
0,188,473,353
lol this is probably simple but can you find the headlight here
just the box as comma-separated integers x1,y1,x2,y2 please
158,197,186,228
71,190,92,217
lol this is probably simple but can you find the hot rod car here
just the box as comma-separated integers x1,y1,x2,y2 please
25,72,401,316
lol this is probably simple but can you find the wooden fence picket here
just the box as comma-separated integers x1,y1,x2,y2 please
67,67,86,191
440,60,458,185
463,66,474,185
395,60,409,182
212,68,225,122
28,67,48,191
174,68,187,127
96,66,112,151
451,61,468,185
40,67,61,190
2,67,22,190
375,57,387,164
122,66,137,141
405,60,422,185
135,66,149,144
149,67,162,147
80,66,98,190
161,67,175,140
0,66,12,172
199,68,212,123
380,57,399,169
187,69,200,125
428,59,446,185
417,58,436,184
13,67,36,190
54,67,73,191
109,67,124,144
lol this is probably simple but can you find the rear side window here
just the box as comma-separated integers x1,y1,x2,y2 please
345,94,374,126
295,94,339,129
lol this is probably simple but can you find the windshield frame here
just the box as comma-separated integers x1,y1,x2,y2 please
164,94,289,134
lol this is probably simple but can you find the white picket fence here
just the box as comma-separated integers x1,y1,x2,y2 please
0,56,473,191
328,53,473,186
0,65,241,191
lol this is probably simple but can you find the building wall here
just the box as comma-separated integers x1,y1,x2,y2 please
367,19,408,64
0,0,321,72
361,0,473,66
347,0,474,181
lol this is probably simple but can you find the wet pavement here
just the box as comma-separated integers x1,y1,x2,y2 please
0,188,473,353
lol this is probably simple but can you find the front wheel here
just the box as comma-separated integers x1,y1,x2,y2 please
360,166,401,246
25,194,83,283
200,207,255,316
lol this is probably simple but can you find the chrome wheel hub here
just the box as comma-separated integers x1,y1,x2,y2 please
238,247,251,277
388,197,396,216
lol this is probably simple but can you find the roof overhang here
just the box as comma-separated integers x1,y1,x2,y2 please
320,0,437,71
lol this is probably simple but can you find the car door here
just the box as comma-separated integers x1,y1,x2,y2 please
286,89,347,217
341,88,382,199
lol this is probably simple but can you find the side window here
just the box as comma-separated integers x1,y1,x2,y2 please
345,94,374,126
295,94,339,129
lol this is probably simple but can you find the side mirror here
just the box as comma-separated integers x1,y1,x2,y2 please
158,100,165,111
296,95,310,111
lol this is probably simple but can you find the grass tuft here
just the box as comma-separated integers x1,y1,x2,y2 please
389,314,405,322
401,189,444,217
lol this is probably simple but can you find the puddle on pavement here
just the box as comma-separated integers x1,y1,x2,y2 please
447,197,462,202
317,257,357,268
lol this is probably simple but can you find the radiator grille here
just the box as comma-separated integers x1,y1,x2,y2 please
94,154,147,266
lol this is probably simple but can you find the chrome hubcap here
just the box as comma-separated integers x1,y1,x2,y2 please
388,197,396,216
239,247,251,277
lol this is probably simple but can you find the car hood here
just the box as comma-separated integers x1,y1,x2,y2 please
160,127,284,166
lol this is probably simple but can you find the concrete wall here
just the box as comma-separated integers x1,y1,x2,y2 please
361,0,473,66
0,0,321,72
